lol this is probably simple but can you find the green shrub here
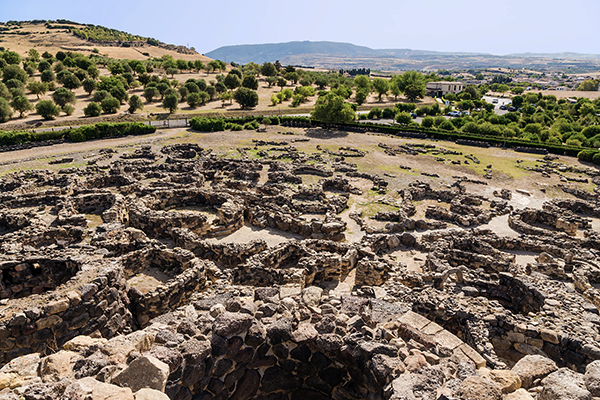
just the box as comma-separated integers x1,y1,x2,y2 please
439,120,456,131
63,104,75,116
189,117,225,132
577,149,598,162
395,112,412,125
421,116,434,128
243,120,260,130
68,122,155,142
394,103,416,112
84,102,101,117
31,130,65,141
0,130,32,146
368,107,382,119
592,152,600,166
382,108,395,119
229,124,243,131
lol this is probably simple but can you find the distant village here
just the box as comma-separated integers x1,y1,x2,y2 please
435,68,596,91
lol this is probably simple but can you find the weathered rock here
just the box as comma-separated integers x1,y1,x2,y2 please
102,332,155,363
74,376,135,400
584,360,600,396
0,372,15,390
0,353,41,379
301,286,323,308
291,323,318,343
405,354,428,372
512,355,558,388
266,317,293,344
229,368,260,400
112,355,169,392
213,312,254,337
134,388,171,400
40,350,79,382
371,354,405,385
179,338,211,365
488,369,522,393
539,368,592,400
64,335,108,352
145,346,183,374
455,376,502,400
504,389,535,400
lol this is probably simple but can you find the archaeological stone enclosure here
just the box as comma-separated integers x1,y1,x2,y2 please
1,125,600,400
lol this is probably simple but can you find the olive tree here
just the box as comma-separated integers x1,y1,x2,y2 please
101,97,121,114
35,100,61,120
233,87,259,109
311,92,355,123
10,96,33,118
52,87,76,108
27,81,48,99
163,93,179,113
128,95,144,114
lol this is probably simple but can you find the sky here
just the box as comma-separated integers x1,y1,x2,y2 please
2,0,600,55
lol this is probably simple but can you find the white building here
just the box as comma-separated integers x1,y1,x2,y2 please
426,82,464,97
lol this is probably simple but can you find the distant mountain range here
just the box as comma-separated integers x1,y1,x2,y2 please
205,41,600,71
205,41,485,64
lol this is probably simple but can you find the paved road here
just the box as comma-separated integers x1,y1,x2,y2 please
482,95,511,116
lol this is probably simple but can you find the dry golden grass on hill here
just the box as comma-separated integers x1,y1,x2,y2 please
0,22,211,62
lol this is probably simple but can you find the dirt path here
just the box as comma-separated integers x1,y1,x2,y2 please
0,128,188,167
206,224,303,247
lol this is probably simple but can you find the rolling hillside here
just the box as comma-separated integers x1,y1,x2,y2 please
0,20,209,62
206,40,600,72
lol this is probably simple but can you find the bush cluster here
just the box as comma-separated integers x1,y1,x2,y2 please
0,122,155,146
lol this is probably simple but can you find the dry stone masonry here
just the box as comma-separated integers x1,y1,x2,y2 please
0,137,600,400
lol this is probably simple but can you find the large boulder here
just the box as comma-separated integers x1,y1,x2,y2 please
64,335,108,352
455,376,502,400
487,369,522,393
504,389,535,400
584,360,600,396
0,353,41,378
301,286,323,308
539,368,591,400
134,388,171,400
511,355,557,388
73,377,135,400
40,350,80,382
213,312,254,336
102,332,155,364
112,355,169,392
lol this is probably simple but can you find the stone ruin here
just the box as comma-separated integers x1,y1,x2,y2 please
0,141,600,400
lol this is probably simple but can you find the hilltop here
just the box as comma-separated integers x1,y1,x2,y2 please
0,20,209,62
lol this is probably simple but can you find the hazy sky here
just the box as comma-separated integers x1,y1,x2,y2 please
3,0,600,55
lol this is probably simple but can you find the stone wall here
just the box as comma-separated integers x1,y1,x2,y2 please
130,259,209,327
508,207,589,236
0,265,132,365
128,203,212,239
0,257,81,300
246,207,346,242
234,241,356,288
